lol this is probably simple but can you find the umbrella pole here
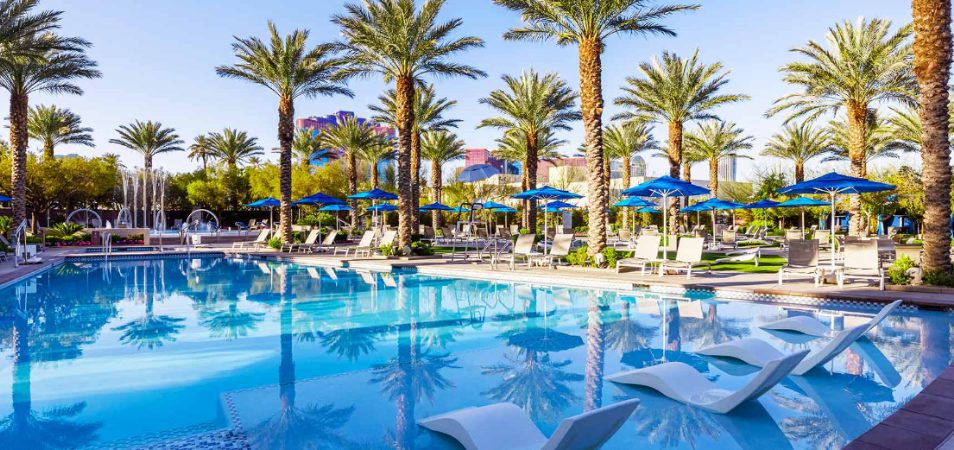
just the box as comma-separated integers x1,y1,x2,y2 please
662,193,669,260
801,209,805,232
830,192,837,267
711,209,716,247
270,206,274,231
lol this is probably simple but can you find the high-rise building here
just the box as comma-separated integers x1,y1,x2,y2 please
718,156,737,182
296,111,396,166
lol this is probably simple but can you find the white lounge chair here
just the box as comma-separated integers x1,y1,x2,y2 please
301,230,338,253
658,237,711,279
607,349,809,414
778,239,821,286
838,240,886,290
369,230,397,257
417,399,640,450
231,229,271,249
508,234,541,270
697,323,869,376
282,229,318,253
759,299,902,338
335,230,376,256
536,233,573,268
616,235,662,275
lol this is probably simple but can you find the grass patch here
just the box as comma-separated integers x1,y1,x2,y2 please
703,254,785,274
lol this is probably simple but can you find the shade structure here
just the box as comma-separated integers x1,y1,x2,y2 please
777,172,895,265
450,205,471,213
613,197,655,208
680,198,744,240
0,194,11,202
743,199,781,209
295,191,345,205
538,200,576,210
482,200,510,210
493,206,517,213
419,201,453,212
348,188,398,201
623,176,710,259
246,197,280,228
512,186,583,253
318,204,353,212
367,203,398,213
636,207,661,214
457,163,500,183
777,196,830,232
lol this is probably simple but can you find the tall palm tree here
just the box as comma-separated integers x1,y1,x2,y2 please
767,18,915,236
824,110,912,178
683,120,753,195
762,121,830,183
1,31,100,226
320,115,381,228
496,0,697,253
356,138,395,189
188,135,214,171
109,120,183,227
26,104,92,159
333,0,485,248
604,122,656,229
478,70,580,233
206,128,263,170
291,128,328,169
217,22,352,244
420,130,465,229
910,0,952,273
369,83,460,228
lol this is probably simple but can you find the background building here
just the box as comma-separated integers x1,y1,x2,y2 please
718,156,738,182
296,111,396,167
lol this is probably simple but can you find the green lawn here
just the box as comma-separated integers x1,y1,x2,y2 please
703,254,785,274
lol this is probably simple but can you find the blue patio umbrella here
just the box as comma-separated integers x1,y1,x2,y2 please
349,189,398,230
296,191,345,205
319,204,353,231
246,197,281,227
494,206,517,213
636,207,660,214
622,176,710,259
482,200,510,210
457,163,500,183
512,186,583,252
615,197,655,233
538,200,576,210
680,198,744,238
777,196,830,232
778,172,895,265
419,201,453,212
450,205,471,213
743,199,781,209
367,203,398,212
0,194,11,202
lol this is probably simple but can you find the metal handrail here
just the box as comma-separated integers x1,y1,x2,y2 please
12,219,26,268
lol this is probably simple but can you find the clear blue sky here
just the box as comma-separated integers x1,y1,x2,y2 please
25,0,915,179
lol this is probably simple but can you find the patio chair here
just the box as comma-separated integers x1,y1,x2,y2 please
418,399,639,450
234,221,249,231
760,299,902,338
616,235,662,275
282,229,318,253
778,239,821,286
248,218,258,229
613,229,632,248
508,234,541,270
421,226,436,243
838,240,885,290
720,229,737,250
536,233,574,268
658,237,711,279
369,230,397,257
510,224,520,235
697,323,869,376
782,229,803,248
335,230,376,256
814,229,831,249
231,229,271,249
304,230,338,253
608,349,809,414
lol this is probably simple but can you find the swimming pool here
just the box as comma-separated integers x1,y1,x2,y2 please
0,257,949,449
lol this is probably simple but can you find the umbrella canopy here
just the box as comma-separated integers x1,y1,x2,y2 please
348,188,398,201
776,196,830,208
680,198,744,213
622,175,710,198
493,206,518,213
636,207,661,214
0,194,10,202
419,201,453,212
538,200,576,210
295,191,345,205
482,200,510,210
450,205,471,213
457,163,500,183
777,172,895,196
613,197,655,208
743,199,781,209
506,327,583,353
367,203,398,212
512,185,583,201
246,197,281,208
318,204,353,212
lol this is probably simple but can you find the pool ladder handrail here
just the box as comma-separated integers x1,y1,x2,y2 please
103,232,113,260
11,219,27,268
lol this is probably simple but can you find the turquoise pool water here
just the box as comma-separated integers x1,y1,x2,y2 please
0,257,950,450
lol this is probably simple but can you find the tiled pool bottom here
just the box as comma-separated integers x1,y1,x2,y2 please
0,257,950,450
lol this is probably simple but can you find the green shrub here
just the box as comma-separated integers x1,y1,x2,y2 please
887,255,915,285
601,247,620,269
567,246,590,266
410,241,433,256
923,269,954,287
48,222,85,238
379,243,400,256
519,228,530,235
267,237,283,250
0,216,12,236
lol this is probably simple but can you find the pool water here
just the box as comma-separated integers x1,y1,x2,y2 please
0,257,950,450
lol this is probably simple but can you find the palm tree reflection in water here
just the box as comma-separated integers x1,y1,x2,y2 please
112,262,185,350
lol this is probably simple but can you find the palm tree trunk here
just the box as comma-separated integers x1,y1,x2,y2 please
709,157,719,196
143,158,151,229
846,101,867,236
278,97,295,244
681,161,692,181
411,130,421,233
668,120,684,220
621,158,632,230
580,38,608,255
913,0,953,273
370,159,380,188
431,161,442,229
348,152,358,229
524,133,538,234
42,139,54,161
795,160,805,183
395,76,415,249
9,93,28,227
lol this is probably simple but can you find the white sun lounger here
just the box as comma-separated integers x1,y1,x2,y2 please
232,228,271,249
335,230,376,257
417,399,640,450
697,323,869,376
658,237,711,279
607,349,809,414
759,299,902,338
616,235,661,275
509,234,541,270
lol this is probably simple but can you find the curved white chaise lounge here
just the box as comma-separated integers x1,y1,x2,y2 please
417,399,640,450
759,299,901,337
698,322,870,376
606,350,809,414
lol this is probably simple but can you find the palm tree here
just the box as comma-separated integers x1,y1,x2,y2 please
109,120,183,227
217,21,352,244
291,128,328,169
320,115,381,228
767,18,915,236
188,135,214,171
496,0,697,253
762,121,830,183
824,110,912,178
683,120,753,195
420,130,465,229
206,128,263,170
333,0,485,249
369,83,461,228
356,138,395,189
26,104,92,159
603,122,656,227
478,70,580,233
1,29,100,226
